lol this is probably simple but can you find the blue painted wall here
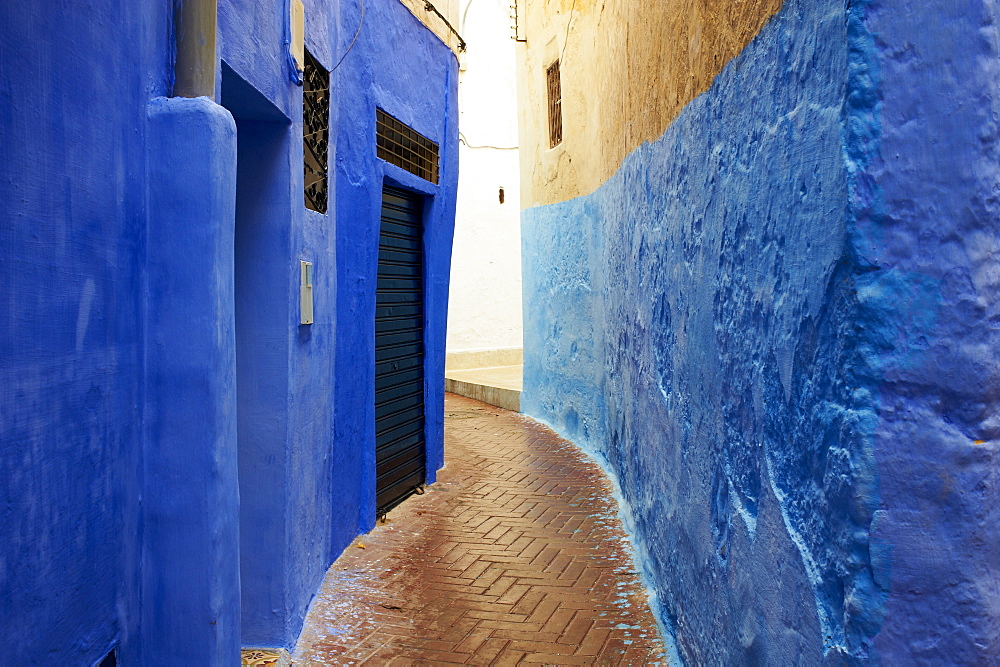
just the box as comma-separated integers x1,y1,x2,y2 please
863,0,1000,658
333,0,458,540
219,0,458,649
144,96,241,664
0,1,170,663
1,0,457,660
522,0,1000,662
218,0,326,645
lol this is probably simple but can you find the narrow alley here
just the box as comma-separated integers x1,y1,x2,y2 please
7,0,999,662
289,394,666,664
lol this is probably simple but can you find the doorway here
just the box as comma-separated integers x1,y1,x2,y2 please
221,62,292,643
374,186,427,517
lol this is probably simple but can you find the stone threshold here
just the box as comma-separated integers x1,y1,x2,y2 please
444,364,522,412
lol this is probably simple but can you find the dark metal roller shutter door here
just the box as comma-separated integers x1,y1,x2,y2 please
375,186,426,516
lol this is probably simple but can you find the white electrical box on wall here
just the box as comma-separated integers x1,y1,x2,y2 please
300,260,314,325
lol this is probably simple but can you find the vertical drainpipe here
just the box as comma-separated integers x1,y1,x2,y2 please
173,0,217,98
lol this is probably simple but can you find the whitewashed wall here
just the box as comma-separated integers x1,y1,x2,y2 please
446,0,523,355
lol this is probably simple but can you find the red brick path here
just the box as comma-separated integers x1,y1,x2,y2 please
293,394,666,665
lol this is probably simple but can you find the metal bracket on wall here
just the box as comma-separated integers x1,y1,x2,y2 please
423,1,467,51
509,1,527,42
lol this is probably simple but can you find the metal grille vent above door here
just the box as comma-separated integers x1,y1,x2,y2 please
375,186,426,516
376,109,440,184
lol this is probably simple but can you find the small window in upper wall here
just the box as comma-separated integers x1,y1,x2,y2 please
303,47,330,213
546,60,562,148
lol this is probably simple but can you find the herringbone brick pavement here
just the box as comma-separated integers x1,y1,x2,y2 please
293,394,667,665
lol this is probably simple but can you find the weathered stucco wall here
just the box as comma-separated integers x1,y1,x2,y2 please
219,0,459,648
522,0,1000,662
515,0,782,207
144,96,242,664
864,0,1000,658
217,0,343,648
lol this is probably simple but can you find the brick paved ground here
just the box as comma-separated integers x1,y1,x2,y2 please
292,394,667,665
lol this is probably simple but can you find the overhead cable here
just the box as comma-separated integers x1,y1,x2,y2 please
332,0,366,72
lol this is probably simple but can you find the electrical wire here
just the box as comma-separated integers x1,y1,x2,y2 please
459,132,518,150
332,0,366,72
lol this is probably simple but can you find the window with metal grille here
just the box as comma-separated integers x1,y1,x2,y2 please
303,48,330,213
546,60,562,148
376,109,440,184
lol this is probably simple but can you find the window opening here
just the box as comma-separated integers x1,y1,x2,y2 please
303,48,330,213
546,60,562,148
376,109,440,184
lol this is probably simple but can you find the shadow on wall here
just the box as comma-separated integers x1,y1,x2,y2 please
222,61,296,646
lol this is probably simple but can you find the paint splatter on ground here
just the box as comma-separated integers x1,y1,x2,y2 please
293,393,666,665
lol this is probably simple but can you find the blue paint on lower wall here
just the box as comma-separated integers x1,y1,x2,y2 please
523,0,1000,662
862,0,1000,659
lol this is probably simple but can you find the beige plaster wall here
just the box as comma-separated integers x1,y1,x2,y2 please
515,0,783,207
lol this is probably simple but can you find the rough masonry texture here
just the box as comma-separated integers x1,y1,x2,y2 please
522,0,1000,662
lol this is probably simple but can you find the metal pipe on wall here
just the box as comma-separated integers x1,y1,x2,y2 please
173,0,217,98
